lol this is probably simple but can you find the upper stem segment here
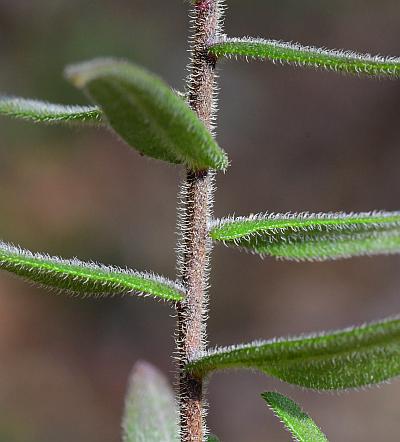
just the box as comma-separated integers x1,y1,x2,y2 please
176,1,223,441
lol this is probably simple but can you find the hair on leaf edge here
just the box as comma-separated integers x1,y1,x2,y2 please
262,392,329,442
0,96,103,125
0,240,185,302
66,57,229,171
208,36,400,78
209,211,400,261
185,315,400,391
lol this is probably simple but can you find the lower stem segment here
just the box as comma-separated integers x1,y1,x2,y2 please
177,170,213,441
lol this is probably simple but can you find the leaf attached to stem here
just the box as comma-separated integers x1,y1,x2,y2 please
66,58,228,170
210,211,400,261
209,37,400,78
186,316,400,390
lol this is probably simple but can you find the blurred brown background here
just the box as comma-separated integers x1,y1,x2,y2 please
1,1,400,441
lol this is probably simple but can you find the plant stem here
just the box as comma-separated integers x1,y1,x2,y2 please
176,1,223,441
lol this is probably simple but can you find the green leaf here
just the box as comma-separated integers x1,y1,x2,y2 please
208,37,400,78
122,361,179,442
262,392,328,442
207,436,220,442
0,97,103,125
66,58,228,170
186,316,400,390
210,211,400,261
0,241,184,301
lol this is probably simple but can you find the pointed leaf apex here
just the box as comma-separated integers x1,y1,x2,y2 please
262,392,329,441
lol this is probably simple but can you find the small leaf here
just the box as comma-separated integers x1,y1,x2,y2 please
207,436,220,442
186,317,400,390
210,211,400,261
0,241,184,301
66,58,228,170
262,392,328,442
208,37,400,78
0,97,103,125
122,361,179,442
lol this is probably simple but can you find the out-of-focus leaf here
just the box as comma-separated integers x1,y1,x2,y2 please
210,211,400,261
262,392,328,442
186,317,400,390
122,361,179,442
0,241,184,301
66,58,228,170
0,97,103,125
209,37,400,78
207,435,220,442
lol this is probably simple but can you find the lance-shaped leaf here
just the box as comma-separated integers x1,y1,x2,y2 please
122,361,179,442
210,211,400,261
208,37,400,78
65,58,228,170
0,241,184,301
0,97,103,125
262,392,328,442
186,317,400,390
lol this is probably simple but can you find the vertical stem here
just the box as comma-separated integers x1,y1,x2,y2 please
176,1,223,441
176,169,213,442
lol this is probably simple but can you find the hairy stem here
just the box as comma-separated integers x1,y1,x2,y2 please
176,1,223,441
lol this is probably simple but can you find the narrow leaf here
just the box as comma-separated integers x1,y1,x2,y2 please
210,211,400,261
0,241,184,301
186,317,400,390
262,392,328,442
66,58,228,170
122,361,179,442
209,37,400,78
0,97,103,125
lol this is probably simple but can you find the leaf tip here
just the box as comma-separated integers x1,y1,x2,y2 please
65,58,119,88
130,360,159,378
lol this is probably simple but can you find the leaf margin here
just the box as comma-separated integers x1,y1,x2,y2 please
208,36,400,78
65,57,229,171
0,96,103,125
262,391,328,442
0,240,184,302
122,360,179,442
209,211,400,261
186,316,400,390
